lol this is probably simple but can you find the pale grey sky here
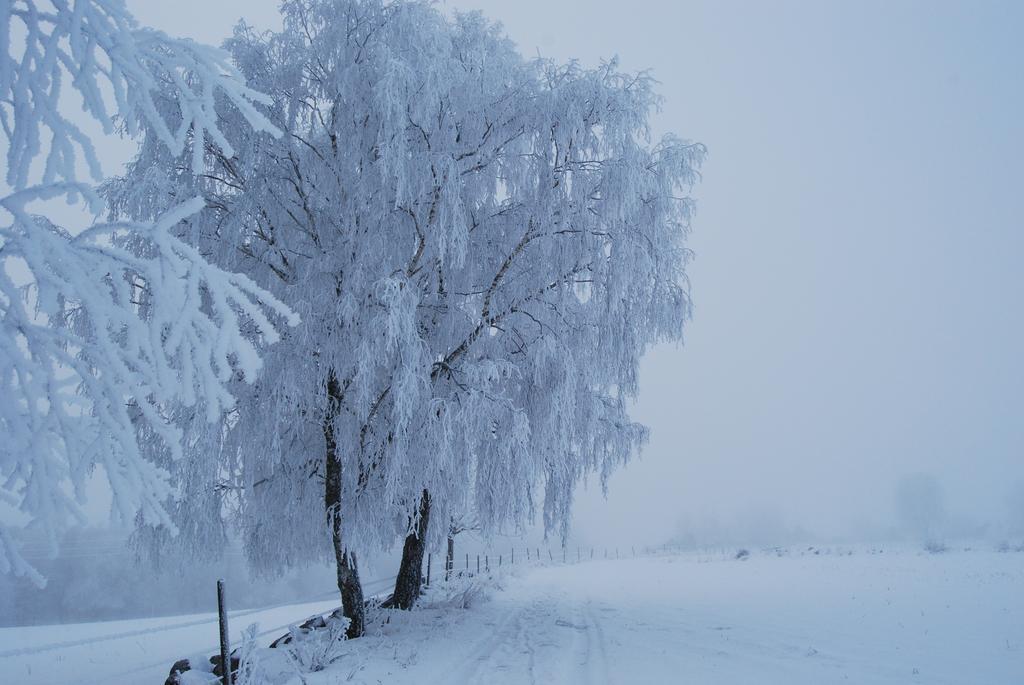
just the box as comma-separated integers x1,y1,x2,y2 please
123,0,1024,547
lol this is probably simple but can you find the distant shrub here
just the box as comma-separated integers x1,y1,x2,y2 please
924,540,948,554
735,549,750,560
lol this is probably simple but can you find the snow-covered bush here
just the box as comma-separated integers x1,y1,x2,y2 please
282,614,350,673
420,571,502,611
234,623,272,685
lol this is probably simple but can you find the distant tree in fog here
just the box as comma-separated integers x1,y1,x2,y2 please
895,473,947,543
1005,480,1024,537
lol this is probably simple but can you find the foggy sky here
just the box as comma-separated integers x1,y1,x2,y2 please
118,0,1024,547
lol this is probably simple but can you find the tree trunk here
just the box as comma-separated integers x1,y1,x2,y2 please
325,374,364,638
445,531,454,580
391,489,431,609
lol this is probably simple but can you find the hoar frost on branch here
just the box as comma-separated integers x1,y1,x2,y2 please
111,0,703,628
0,0,295,586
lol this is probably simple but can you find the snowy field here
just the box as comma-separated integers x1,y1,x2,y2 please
2,546,1021,684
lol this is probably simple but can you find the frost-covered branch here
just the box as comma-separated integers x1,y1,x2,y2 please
2,0,281,190
0,0,292,585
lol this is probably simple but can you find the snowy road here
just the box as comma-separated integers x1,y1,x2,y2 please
3,548,1022,684
0,597,338,684
0,575,396,685
436,579,614,685
319,548,1024,685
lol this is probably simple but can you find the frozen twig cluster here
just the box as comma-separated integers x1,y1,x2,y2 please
0,0,293,585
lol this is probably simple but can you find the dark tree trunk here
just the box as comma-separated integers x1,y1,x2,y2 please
445,531,455,580
391,489,431,609
325,374,364,638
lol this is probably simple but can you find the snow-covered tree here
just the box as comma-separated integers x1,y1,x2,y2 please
895,473,947,544
111,0,702,625
0,0,294,586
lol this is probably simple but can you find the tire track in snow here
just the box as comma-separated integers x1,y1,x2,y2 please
439,580,613,684
518,600,544,684
571,601,595,685
443,601,529,683
583,601,611,685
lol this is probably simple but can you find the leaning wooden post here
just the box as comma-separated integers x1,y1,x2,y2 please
217,579,232,685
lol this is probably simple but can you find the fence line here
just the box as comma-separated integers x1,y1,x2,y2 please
55,542,643,661
14,543,659,684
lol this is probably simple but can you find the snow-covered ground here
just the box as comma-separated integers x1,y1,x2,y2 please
0,574,396,685
2,546,1021,684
